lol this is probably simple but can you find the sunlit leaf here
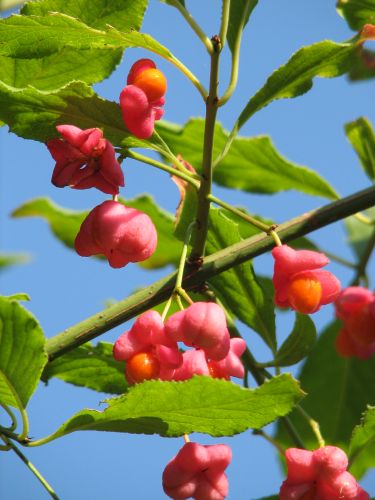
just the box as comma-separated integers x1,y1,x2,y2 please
0,0,147,90
37,375,304,441
157,119,338,199
236,38,369,130
0,80,149,148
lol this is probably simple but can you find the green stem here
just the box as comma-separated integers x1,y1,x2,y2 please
169,55,208,100
253,429,286,455
219,0,231,49
45,184,375,362
281,417,306,449
152,130,199,178
190,36,221,262
176,287,194,306
167,0,213,54
219,0,258,106
323,250,357,269
353,212,373,225
161,295,174,322
208,194,270,232
270,230,282,247
296,406,325,448
213,122,238,168
175,222,197,289
126,150,200,189
351,226,375,286
0,402,17,431
1,435,60,499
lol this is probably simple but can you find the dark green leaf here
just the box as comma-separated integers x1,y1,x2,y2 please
226,0,258,53
344,207,375,259
0,296,47,409
337,0,375,31
42,342,127,395
345,117,375,182
348,47,375,82
349,406,375,479
276,322,375,454
157,119,338,199
274,313,317,367
38,374,304,441
12,196,181,269
0,80,150,147
236,39,366,130
206,209,276,350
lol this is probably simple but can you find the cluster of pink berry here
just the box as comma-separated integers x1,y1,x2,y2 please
335,286,375,359
113,302,246,384
113,301,244,499
272,244,341,315
280,445,369,499
45,55,372,499
46,59,166,268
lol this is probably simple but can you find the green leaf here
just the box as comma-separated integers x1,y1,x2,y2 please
157,119,338,199
206,209,276,350
42,342,127,395
0,252,29,271
0,50,123,91
349,406,375,479
348,47,375,82
21,0,147,33
236,39,365,130
337,0,375,31
0,0,148,90
344,207,375,259
3,293,30,302
345,117,375,182
0,80,148,147
37,374,304,441
226,0,258,53
159,0,185,6
12,196,181,269
273,313,317,367
0,296,47,409
0,13,178,64
276,322,375,453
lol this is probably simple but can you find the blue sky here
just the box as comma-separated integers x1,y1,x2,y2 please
1,1,375,498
